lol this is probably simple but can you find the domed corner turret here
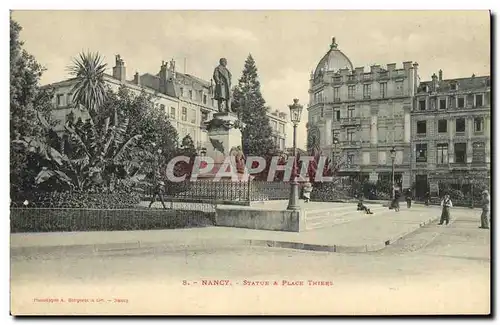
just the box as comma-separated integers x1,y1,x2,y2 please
313,37,354,80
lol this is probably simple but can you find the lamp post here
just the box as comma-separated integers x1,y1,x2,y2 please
332,135,339,163
287,98,303,210
390,146,396,199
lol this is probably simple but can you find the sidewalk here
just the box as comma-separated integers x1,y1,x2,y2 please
12,205,476,256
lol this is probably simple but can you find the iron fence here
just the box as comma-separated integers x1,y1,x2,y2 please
144,180,291,204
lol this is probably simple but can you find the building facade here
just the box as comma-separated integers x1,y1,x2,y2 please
46,55,288,153
307,38,416,188
411,71,491,198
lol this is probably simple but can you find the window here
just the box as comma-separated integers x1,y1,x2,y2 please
272,121,277,131
181,107,187,121
436,144,448,165
474,117,483,133
211,98,215,107
333,131,340,143
170,107,176,119
457,97,465,108
438,120,447,133
467,94,474,107
320,107,324,118
363,84,371,99
203,94,207,105
279,123,285,134
450,83,457,91
454,143,466,163
380,83,387,98
348,86,355,99
418,99,426,111
336,110,341,121
280,138,285,151
395,81,404,96
190,108,196,124
475,94,483,107
416,121,426,135
180,88,184,97
416,144,427,162
348,105,355,118
347,153,354,166
66,93,73,105
333,87,340,101
439,98,447,110
189,90,193,100
472,142,485,162
347,129,355,142
56,94,64,106
201,111,209,122
160,104,165,112
455,118,465,133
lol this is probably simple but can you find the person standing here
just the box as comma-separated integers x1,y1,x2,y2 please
302,181,313,203
425,192,431,206
479,190,490,229
439,194,453,225
405,190,412,208
390,190,401,212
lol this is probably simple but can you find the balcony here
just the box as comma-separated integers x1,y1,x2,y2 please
339,164,361,172
450,162,469,170
333,76,343,84
341,141,361,149
340,117,361,127
378,71,389,80
362,73,372,81
333,98,341,103
347,75,357,83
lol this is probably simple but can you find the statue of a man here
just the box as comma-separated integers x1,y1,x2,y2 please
213,58,232,113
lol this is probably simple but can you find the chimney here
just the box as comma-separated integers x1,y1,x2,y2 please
431,73,438,91
133,72,140,85
112,55,126,82
159,61,168,94
438,69,443,81
168,58,176,80
403,61,412,70
387,63,397,73
370,65,380,74
354,67,364,76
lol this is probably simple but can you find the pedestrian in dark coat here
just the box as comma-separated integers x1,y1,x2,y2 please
479,190,490,229
439,194,453,225
405,190,412,208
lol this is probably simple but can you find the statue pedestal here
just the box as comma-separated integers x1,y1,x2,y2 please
200,112,246,180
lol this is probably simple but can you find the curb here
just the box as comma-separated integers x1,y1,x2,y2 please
11,215,440,257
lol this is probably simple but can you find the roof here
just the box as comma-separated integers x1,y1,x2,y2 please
419,75,490,93
313,37,354,79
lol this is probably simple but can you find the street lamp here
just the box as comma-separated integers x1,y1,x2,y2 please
332,135,339,163
390,146,396,199
287,98,303,210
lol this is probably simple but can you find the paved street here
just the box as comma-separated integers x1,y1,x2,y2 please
11,212,490,315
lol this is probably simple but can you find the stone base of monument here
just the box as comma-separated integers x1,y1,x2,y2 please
200,112,246,180
214,205,306,232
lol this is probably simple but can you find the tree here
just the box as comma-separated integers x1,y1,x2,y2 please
10,18,55,195
180,135,197,157
68,51,107,119
232,54,275,157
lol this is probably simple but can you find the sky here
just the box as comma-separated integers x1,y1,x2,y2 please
11,10,490,149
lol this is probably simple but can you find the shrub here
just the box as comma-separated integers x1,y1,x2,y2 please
311,182,352,202
10,191,141,209
10,208,215,233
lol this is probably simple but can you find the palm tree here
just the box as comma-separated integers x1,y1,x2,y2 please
68,51,107,116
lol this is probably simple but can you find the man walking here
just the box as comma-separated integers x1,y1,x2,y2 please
405,189,412,208
479,190,490,229
439,194,453,225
